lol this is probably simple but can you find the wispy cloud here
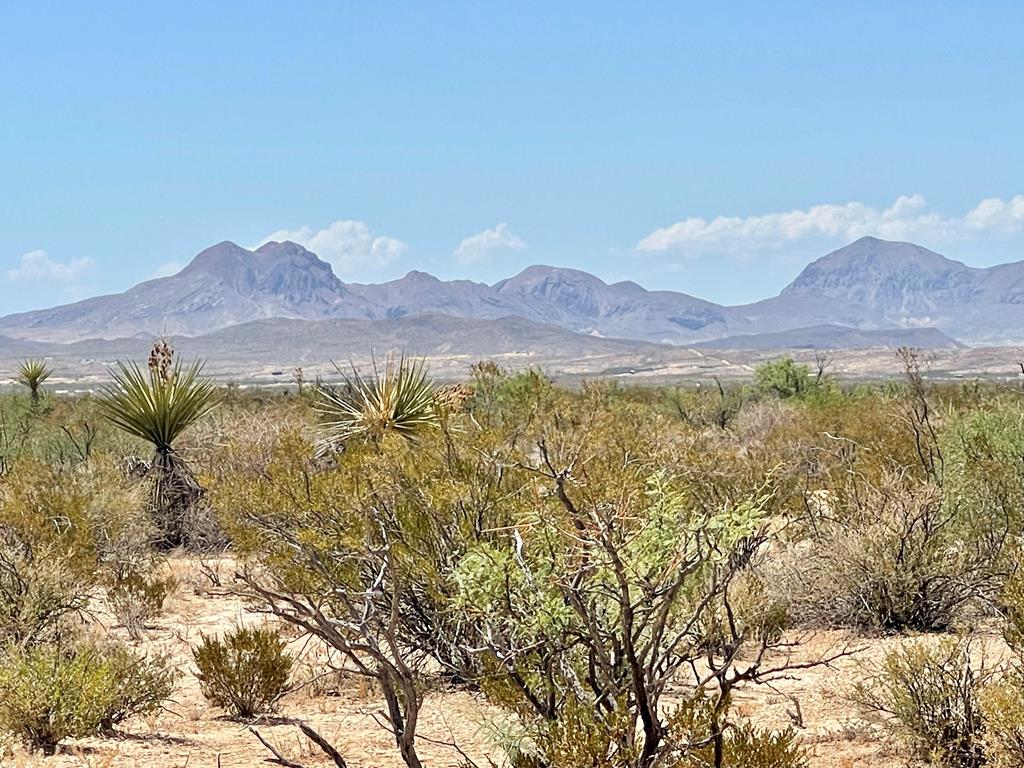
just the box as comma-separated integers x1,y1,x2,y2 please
635,194,1024,254
454,223,526,264
256,220,407,275
150,261,183,279
6,250,95,282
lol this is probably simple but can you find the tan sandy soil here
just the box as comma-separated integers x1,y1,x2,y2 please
1,557,996,768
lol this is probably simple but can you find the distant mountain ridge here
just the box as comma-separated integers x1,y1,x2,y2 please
1,235,1022,347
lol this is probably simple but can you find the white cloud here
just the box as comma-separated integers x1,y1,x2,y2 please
256,220,407,275
6,250,95,282
150,261,183,279
635,194,1024,254
454,223,527,264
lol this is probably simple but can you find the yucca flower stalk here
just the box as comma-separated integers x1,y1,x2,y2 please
100,355,219,546
16,359,53,404
316,355,440,448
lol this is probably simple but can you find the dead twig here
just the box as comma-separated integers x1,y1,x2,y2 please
299,722,349,768
249,727,305,768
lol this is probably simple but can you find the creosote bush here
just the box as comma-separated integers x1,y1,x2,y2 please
851,638,988,767
193,626,293,718
0,637,175,755
980,672,1024,768
663,691,806,768
774,475,1002,632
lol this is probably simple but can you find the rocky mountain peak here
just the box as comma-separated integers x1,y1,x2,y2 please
179,240,342,298
179,240,251,280
780,236,978,315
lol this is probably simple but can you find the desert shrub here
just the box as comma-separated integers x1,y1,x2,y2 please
774,475,1001,631
106,564,177,641
980,671,1024,768
980,568,1024,766
99,643,177,730
851,638,988,767
943,407,1024,540
998,563,1024,653
193,626,293,717
664,690,806,768
0,637,173,755
755,358,814,399
0,642,116,754
664,379,747,430
466,363,555,430
0,457,150,646
0,528,90,646
452,460,804,767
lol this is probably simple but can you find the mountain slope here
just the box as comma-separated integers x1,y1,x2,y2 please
0,241,370,342
696,324,962,350
0,242,730,344
735,236,1024,342
3,235,1024,346
782,237,979,313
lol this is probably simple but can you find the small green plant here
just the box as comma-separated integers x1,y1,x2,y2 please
15,359,53,404
850,638,988,767
316,355,439,446
193,626,293,718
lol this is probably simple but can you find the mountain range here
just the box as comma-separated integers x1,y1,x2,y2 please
0,235,1020,349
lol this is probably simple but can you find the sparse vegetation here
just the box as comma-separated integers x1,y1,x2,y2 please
3,351,1024,765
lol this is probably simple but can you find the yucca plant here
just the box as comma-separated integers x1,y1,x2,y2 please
16,359,53,404
316,355,439,447
99,352,219,547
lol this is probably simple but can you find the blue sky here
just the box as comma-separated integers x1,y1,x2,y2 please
2,1,1023,313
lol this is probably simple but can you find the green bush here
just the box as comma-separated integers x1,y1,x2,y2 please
0,638,174,755
100,643,177,730
193,626,293,717
754,358,815,399
850,638,987,767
